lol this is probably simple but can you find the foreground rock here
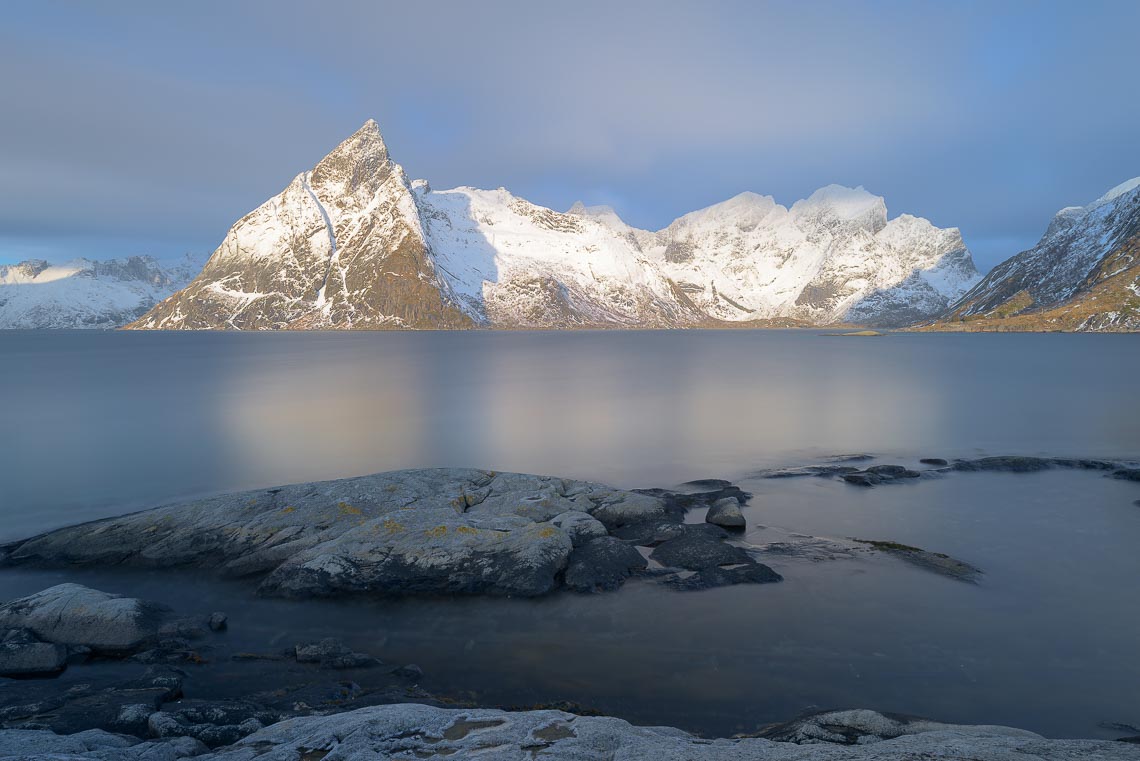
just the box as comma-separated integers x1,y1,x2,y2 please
0,584,169,655
1,470,780,600
3,704,1134,760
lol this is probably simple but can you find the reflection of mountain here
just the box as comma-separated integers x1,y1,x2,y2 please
926,178,1140,332
130,120,980,330
0,254,200,329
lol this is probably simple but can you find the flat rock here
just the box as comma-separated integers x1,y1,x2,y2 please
0,584,168,654
854,539,983,583
2,470,667,600
663,562,782,591
129,703,1140,760
563,537,648,593
649,525,751,570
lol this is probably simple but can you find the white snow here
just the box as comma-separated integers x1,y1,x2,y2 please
0,254,201,329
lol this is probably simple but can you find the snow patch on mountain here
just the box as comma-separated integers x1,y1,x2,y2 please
0,254,201,329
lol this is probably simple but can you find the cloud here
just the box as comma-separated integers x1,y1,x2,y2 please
2,0,1139,271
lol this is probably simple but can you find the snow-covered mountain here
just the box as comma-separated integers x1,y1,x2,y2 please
935,178,1140,331
0,254,201,329
131,120,980,330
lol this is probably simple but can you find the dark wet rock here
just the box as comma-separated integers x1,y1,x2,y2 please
919,458,949,466
679,478,733,489
148,699,278,747
705,497,746,529
393,664,423,680
663,562,782,591
843,465,921,486
1111,468,1140,482
854,539,983,583
952,456,1056,473
0,628,67,678
207,613,228,632
0,584,169,655
649,525,751,570
823,454,876,463
0,666,184,737
295,638,382,670
564,537,648,593
757,464,862,479
865,465,921,479
843,472,883,487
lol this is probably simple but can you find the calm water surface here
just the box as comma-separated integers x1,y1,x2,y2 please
1,330,1138,738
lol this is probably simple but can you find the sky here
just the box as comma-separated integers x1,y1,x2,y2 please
2,1,1139,272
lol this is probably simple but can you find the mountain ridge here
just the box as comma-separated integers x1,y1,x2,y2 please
921,176,1140,332
124,120,981,331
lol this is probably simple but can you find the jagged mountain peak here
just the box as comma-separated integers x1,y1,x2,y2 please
128,121,983,331
310,118,393,191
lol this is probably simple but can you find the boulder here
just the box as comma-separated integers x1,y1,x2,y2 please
563,538,648,593
704,497,746,529
0,584,168,654
550,511,609,547
1112,468,1140,482
919,458,949,466
0,628,67,677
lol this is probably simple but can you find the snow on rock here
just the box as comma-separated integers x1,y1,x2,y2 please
0,254,200,329
949,176,1140,324
127,120,982,331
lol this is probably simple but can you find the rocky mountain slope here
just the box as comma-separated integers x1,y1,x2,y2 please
129,120,980,330
928,178,1140,331
0,254,199,329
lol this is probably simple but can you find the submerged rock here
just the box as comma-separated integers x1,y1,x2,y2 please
854,539,983,583
919,458,949,466
294,639,381,670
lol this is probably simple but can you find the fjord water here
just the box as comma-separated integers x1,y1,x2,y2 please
1,330,1139,737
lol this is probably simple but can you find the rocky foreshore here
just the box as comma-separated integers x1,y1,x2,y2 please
1,703,1138,760
2,461,1138,758
0,469,785,599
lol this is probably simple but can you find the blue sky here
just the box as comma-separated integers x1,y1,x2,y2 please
2,0,1138,272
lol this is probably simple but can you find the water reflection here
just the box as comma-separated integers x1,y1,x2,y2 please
1,330,1138,540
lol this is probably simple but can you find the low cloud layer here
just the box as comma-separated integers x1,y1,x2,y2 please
3,0,1139,271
